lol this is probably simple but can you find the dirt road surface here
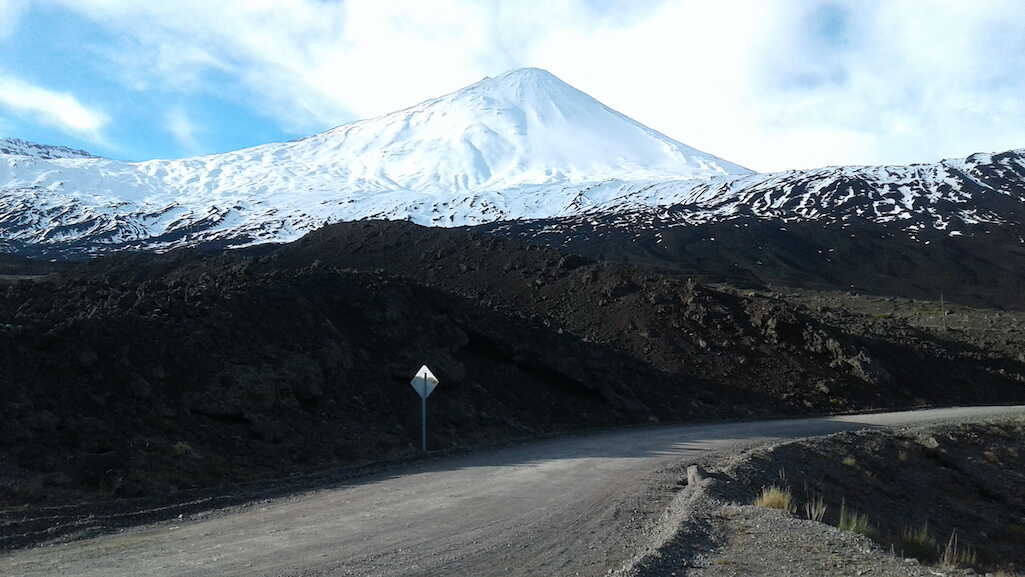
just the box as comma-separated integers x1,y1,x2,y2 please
2,406,1022,577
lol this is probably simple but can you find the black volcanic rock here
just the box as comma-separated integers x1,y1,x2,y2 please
481,216,1025,309
1,221,1022,508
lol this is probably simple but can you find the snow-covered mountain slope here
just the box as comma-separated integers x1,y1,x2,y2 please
0,68,749,253
515,149,1025,238
480,150,1025,309
1,67,1024,257
0,138,94,160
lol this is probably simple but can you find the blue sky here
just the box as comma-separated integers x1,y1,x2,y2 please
1,0,1023,171
0,2,295,159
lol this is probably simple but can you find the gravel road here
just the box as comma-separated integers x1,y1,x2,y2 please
2,405,1022,577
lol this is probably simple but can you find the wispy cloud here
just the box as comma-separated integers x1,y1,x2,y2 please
164,106,198,152
38,0,1025,169
0,73,109,142
527,0,1025,170
53,0,511,132
0,0,26,38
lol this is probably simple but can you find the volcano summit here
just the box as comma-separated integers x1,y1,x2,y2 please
0,68,748,254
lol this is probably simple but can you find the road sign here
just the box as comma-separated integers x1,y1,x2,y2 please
410,365,439,399
410,365,439,451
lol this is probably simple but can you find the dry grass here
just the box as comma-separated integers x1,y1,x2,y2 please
940,529,976,569
838,499,874,537
754,485,794,513
899,521,938,561
803,494,827,522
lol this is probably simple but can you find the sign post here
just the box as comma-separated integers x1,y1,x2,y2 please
409,365,439,452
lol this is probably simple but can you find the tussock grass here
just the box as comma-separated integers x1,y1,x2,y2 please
940,529,976,569
754,485,794,513
838,498,874,536
803,493,827,522
899,521,937,561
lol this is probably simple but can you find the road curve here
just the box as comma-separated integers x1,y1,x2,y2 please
3,405,1022,577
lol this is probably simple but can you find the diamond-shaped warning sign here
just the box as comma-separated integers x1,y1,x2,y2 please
410,365,439,399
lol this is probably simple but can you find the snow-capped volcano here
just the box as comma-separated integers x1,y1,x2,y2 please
1,67,1024,257
294,67,750,191
0,68,749,253
0,68,754,254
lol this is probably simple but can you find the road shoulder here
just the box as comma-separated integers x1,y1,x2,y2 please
624,415,1025,576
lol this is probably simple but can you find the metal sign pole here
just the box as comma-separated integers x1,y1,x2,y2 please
409,365,438,453
421,380,427,452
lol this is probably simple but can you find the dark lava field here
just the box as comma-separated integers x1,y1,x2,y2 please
1,221,1023,508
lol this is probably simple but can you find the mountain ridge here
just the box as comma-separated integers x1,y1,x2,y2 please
0,137,95,160
1,67,1024,268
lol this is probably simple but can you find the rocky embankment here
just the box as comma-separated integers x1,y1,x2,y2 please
1,221,1023,516
632,417,1025,576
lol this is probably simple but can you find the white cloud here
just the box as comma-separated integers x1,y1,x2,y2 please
54,0,501,132
46,0,1025,170
0,73,109,141
48,1,626,131
0,0,26,38
165,106,198,152
524,0,1025,170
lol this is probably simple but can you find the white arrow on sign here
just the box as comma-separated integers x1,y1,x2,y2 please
410,365,439,399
